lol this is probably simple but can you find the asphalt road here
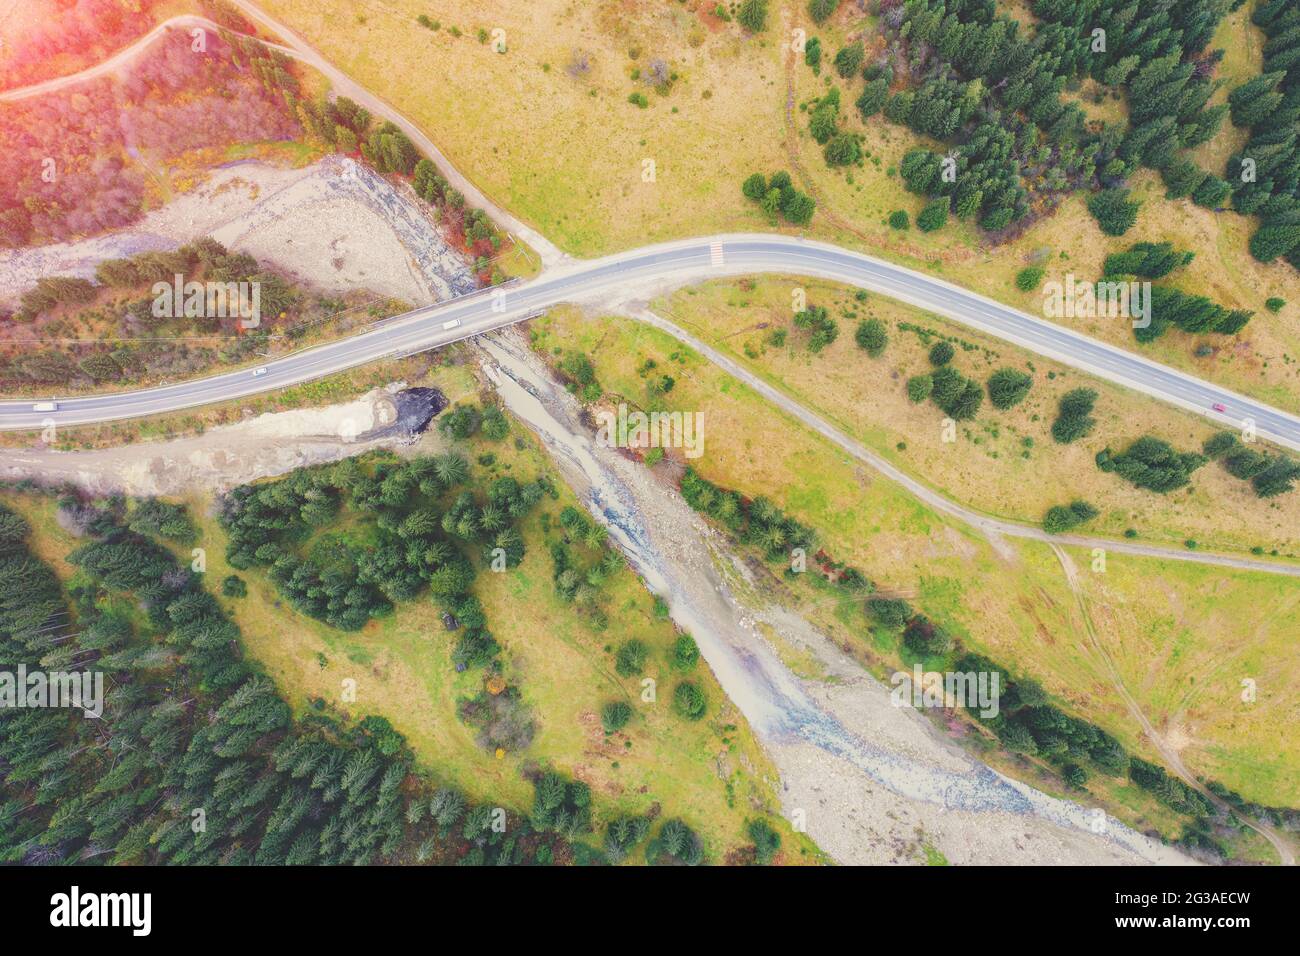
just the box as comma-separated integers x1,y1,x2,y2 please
6,234,1300,452
6,4,1296,864
631,305,1300,578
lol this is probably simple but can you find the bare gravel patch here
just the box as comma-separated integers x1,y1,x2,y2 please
0,156,476,308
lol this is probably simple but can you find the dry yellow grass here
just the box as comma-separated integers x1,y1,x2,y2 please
1188,5,1261,175
786,15,1300,413
653,276,1300,557
196,426,814,860
259,0,792,255
0,501,812,865
0,367,817,861
250,0,1300,408
529,305,1300,808
1062,542,1300,809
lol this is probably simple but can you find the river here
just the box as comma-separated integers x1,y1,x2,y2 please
480,329,1193,866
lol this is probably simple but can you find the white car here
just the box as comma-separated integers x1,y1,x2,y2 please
252,366,268,377
32,401,57,412
442,319,461,330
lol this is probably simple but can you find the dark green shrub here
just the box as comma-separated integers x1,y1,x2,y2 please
672,681,707,720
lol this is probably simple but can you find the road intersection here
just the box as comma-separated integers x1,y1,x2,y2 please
5,235,1299,455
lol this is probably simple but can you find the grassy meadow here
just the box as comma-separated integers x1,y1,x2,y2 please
527,305,1299,812
0,354,819,863
651,276,1300,558
254,0,1300,409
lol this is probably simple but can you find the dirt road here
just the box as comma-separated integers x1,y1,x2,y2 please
1051,544,1296,866
626,306,1300,579
0,386,421,495
226,0,564,268
0,4,564,269
482,328,1193,866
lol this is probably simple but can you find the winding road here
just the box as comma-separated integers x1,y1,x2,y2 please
630,301,1300,578
5,7,1298,454
4,7,1300,585
0,17,222,102
0,5,562,266
4,0,1295,864
4,10,1298,436
5,234,1299,578
2,5,1300,582
6,233,1300,449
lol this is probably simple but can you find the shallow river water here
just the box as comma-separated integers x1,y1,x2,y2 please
480,330,1192,866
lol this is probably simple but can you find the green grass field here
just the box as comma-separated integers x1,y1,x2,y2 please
193,426,817,861
252,0,1300,412
0,367,821,862
650,276,1300,558
528,306,1300,811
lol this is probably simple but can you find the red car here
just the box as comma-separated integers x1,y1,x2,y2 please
1212,402,1227,413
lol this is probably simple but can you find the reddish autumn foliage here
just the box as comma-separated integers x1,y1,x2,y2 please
0,27,300,247
0,0,168,92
